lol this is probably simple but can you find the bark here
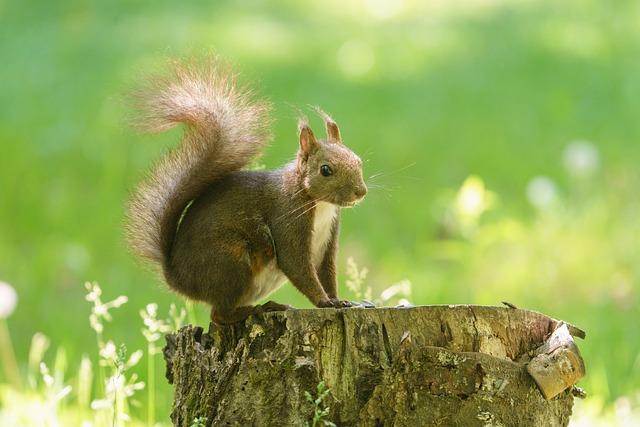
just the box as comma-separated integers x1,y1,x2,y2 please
163,305,586,426
526,323,585,400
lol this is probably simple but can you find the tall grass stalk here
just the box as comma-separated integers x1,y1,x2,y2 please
77,355,93,408
27,333,50,389
147,342,155,427
140,303,176,427
0,318,21,389
185,300,197,326
84,281,128,401
140,302,186,426
95,328,107,401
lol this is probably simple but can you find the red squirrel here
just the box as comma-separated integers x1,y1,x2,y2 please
126,58,367,324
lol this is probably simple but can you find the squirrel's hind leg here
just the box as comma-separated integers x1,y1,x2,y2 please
210,301,292,324
210,306,255,324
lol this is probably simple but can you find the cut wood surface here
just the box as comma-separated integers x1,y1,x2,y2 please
527,323,586,400
163,305,586,426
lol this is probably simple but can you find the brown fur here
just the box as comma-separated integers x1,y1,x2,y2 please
126,57,367,323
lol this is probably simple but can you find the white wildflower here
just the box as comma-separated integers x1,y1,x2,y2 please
93,305,107,317
107,296,129,309
84,282,127,335
168,303,187,330
99,341,117,362
84,281,101,301
140,303,172,345
40,362,55,387
0,280,17,318
124,375,145,396
105,374,125,394
126,350,143,369
93,373,145,413
145,303,158,317
88,313,103,334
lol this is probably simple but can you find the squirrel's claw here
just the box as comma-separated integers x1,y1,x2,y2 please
335,299,353,308
318,298,353,309
359,300,377,308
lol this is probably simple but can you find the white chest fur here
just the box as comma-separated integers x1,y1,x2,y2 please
242,201,337,306
311,201,338,266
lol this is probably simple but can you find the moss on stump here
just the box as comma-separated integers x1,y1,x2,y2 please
163,305,585,426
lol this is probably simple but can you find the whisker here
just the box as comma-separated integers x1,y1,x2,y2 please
367,185,393,194
361,148,375,157
274,189,314,220
289,187,306,198
292,201,321,221
289,193,333,222
274,199,317,222
367,162,417,181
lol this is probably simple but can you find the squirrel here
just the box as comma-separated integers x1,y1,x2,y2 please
126,58,367,324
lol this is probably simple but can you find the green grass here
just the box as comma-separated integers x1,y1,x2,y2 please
1,0,639,423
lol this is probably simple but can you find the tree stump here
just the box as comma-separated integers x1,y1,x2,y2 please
163,305,586,426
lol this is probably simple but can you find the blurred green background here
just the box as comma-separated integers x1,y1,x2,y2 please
1,0,639,424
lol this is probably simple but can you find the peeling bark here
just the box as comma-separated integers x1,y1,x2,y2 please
163,305,585,426
526,323,586,400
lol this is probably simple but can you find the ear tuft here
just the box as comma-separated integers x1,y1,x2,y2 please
312,106,342,143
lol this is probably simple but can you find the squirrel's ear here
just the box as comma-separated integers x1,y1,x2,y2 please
325,120,341,143
313,106,342,143
298,122,318,158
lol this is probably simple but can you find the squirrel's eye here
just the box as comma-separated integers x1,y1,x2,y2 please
320,165,333,177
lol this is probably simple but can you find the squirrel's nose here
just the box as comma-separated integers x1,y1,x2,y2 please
354,185,368,199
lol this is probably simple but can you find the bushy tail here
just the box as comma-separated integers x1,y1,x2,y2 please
126,57,271,274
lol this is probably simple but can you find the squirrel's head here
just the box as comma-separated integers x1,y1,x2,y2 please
296,110,367,207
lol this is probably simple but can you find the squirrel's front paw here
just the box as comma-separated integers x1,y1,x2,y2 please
318,298,353,309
